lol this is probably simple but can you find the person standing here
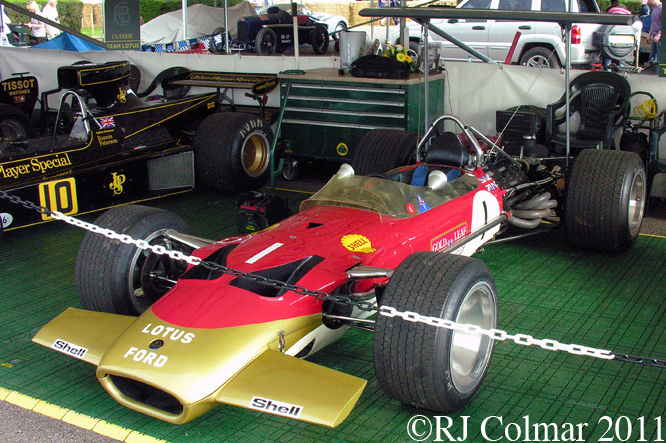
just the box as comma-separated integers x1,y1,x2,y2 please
24,1,46,45
42,0,61,40
646,0,662,67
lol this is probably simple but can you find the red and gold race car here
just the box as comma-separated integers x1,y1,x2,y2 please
31,113,645,427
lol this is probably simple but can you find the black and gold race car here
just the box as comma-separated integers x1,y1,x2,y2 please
0,61,278,234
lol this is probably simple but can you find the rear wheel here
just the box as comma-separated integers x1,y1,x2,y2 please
565,149,645,252
256,27,277,56
374,252,498,412
519,47,561,69
76,205,191,316
0,105,30,157
193,112,273,191
311,24,330,55
351,129,417,175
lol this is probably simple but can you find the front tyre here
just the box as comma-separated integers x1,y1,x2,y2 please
565,149,646,252
374,252,498,412
311,24,330,55
193,112,273,191
75,205,191,316
256,27,277,56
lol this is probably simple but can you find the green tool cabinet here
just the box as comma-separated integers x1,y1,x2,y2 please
278,68,446,168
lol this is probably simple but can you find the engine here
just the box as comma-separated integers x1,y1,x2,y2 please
483,155,561,229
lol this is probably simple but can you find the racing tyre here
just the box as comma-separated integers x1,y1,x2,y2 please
256,27,277,56
519,47,561,69
351,129,417,175
565,149,645,252
193,112,273,191
210,27,228,53
0,105,31,157
332,21,347,41
311,24,330,55
76,205,191,316
374,252,498,413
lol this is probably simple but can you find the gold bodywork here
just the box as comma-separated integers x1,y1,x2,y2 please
33,308,367,427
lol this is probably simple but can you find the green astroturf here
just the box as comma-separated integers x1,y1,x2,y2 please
1,186,665,442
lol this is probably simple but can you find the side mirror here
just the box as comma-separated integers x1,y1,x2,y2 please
427,170,448,191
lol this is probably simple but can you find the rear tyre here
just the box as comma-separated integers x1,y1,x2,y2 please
193,112,273,191
76,205,190,316
351,129,417,175
0,105,31,157
565,149,645,252
519,47,561,69
256,27,277,55
374,252,498,412
311,24,330,55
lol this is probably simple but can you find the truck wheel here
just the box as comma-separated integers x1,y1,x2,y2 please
374,252,498,413
565,149,645,252
193,112,273,191
311,24,330,54
256,27,277,55
519,47,561,69
0,105,30,157
351,129,417,175
76,205,191,316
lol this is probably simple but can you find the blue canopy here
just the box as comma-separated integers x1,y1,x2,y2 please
33,33,104,51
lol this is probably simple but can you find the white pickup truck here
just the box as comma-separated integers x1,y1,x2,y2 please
391,0,641,68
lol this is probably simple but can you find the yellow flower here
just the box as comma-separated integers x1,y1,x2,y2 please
405,55,412,63
397,52,406,62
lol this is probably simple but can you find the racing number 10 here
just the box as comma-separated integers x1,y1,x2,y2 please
38,178,79,220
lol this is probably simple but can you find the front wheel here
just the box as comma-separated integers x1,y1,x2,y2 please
311,24,330,55
374,252,498,412
256,27,277,56
193,112,273,191
565,149,646,252
332,21,347,41
519,47,561,69
75,205,191,316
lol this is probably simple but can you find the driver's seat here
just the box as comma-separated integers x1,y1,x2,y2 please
424,132,470,167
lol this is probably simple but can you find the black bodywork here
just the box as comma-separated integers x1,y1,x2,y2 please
0,61,219,231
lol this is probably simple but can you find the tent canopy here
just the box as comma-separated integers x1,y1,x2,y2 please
32,32,104,51
140,2,257,45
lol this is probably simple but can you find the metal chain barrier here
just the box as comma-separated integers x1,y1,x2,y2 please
3,189,666,368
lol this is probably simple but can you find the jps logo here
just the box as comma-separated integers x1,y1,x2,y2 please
117,87,127,103
109,172,126,195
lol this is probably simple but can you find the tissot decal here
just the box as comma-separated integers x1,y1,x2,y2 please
341,234,376,254
52,339,88,359
1,78,36,94
250,397,303,418
141,323,195,343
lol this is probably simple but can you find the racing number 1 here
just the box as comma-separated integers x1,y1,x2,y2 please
38,178,79,220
